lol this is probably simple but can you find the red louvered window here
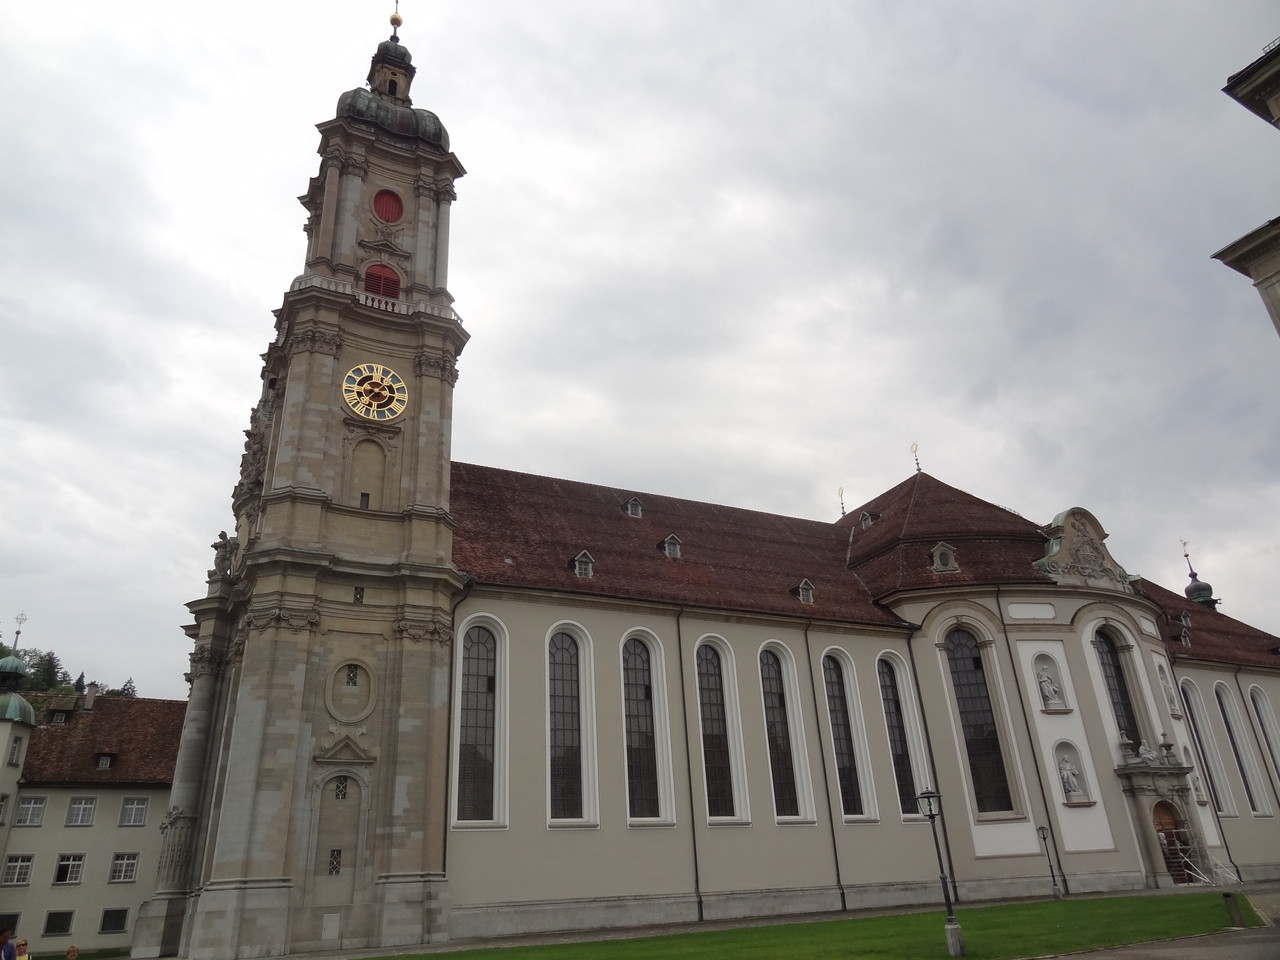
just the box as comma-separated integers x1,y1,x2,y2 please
364,265,401,299
373,190,403,222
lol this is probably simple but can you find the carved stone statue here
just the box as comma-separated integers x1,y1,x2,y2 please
1038,666,1061,704
210,531,237,577
1058,756,1081,796
1137,739,1159,763
1160,672,1179,714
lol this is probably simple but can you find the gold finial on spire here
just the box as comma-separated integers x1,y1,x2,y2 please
390,1,403,40
910,441,921,473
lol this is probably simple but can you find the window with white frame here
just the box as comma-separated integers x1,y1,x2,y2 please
944,628,1014,813
43,911,73,937
8,736,22,766
758,644,814,821
1182,680,1233,816
15,797,45,826
457,624,498,821
1216,684,1269,815
66,797,96,826
0,793,7,824
100,908,129,934
109,853,138,883
622,637,661,818
547,628,597,822
54,854,84,884
1249,686,1280,778
878,656,925,815
119,798,148,826
822,654,867,816
2,855,33,885
695,642,744,819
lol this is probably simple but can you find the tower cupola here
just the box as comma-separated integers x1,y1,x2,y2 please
367,11,416,105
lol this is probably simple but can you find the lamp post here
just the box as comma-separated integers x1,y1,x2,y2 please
916,789,964,957
1036,825,1062,899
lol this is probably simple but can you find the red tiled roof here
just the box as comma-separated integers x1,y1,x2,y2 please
450,462,902,627
1135,579,1280,670
449,464,1280,670
21,694,186,787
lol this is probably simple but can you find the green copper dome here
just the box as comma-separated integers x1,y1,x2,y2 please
0,692,35,726
0,654,27,676
335,87,449,150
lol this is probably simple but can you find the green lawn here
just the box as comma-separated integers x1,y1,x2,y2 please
406,893,1260,960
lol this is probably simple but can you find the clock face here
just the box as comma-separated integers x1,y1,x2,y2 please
342,363,408,420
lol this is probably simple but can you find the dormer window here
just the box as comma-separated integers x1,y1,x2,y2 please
660,534,682,559
623,498,643,518
795,579,815,604
50,711,67,725
363,264,401,299
572,550,595,579
859,511,878,530
930,541,960,574
97,755,113,769
1179,628,1191,647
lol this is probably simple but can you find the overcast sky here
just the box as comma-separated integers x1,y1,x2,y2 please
2,2,1279,700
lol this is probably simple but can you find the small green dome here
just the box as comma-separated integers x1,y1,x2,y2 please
0,692,35,726
0,655,28,676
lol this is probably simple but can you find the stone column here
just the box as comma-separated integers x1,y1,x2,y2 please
335,156,369,272
413,176,438,290
315,151,343,267
433,180,455,294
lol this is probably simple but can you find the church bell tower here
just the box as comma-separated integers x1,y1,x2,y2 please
134,13,468,958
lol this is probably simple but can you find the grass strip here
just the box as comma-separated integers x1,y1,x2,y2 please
405,893,1259,960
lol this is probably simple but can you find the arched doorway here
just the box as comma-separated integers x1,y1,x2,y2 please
1153,801,1193,884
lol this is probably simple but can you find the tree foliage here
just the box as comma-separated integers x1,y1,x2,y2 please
0,643,140,696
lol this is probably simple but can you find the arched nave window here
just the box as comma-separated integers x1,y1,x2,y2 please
822,653,868,817
944,628,1013,812
622,637,660,819
878,655,925,815
1249,686,1280,778
1181,680,1232,816
695,641,746,820
545,628,598,823
1216,684,1268,815
1094,630,1140,747
453,620,508,825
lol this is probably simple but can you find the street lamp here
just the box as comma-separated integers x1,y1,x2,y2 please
1036,825,1062,899
916,789,965,958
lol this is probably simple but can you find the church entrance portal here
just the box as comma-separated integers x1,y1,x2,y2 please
1153,801,1193,884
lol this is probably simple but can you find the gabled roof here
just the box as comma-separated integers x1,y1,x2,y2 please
450,463,902,627
21,694,186,788
840,472,1051,597
1135,579,1280,671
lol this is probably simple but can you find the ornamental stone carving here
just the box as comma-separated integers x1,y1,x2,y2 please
243,605,321,635
394,616,452,645
341,156,369,178
413,176,456,203
232,415,266,506
156,806,196,892
1034,507,1133,593
415,351,458,384
286,329,343,357
188,645,223,680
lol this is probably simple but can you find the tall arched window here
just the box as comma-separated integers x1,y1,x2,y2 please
822,655,864,816
548,632,583,819
457,625,496,821
1182,681,1230,815
1094,631,1139,746
945,628,1013,812
1250,687,1280,778
622,638,659,818
363,264,401,299
760,650,799,817
878,657,919,815
1216,685,1265,814
696,644,736,818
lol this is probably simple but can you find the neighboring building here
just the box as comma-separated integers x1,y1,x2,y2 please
1213,37,1280,338
0,677,185,954
131,16,1280,960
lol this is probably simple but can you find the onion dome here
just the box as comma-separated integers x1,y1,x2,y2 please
1185,570,1215,604
0,655,34,726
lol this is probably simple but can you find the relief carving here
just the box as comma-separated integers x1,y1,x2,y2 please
415,351,458,384
1034,507,1133,593
394,616,452,645
243,605,321,635
286,329,343,357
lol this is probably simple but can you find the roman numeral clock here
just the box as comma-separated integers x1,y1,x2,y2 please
342,363,408,421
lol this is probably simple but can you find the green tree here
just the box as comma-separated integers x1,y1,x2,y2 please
104,677,138,698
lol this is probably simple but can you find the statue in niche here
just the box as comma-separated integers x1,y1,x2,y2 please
1192,774,1206,803
1159,671,1179,714
1038,665,1062,705
1137,739,1159,763
1058,755,1082,797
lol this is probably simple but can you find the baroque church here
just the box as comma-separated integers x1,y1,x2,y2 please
131,16,1280,959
